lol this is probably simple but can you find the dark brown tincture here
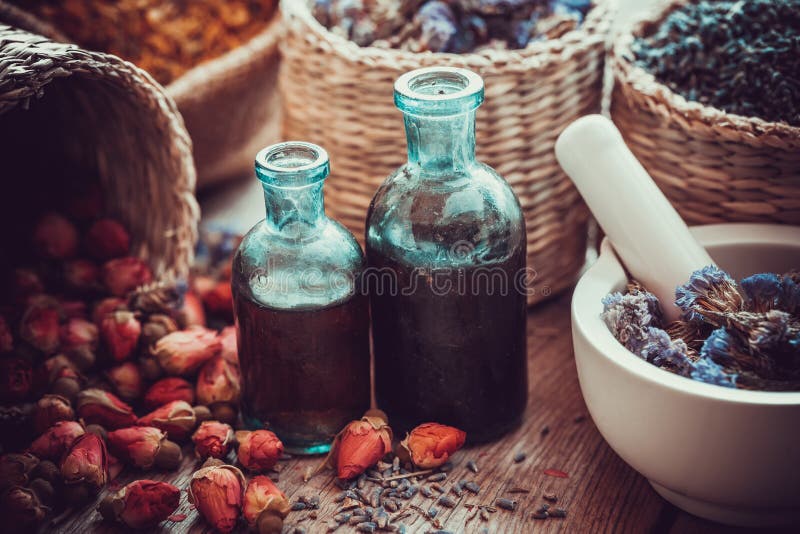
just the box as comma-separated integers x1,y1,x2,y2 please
233,292,370,453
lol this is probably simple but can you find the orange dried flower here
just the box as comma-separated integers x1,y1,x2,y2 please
85,219,130,261
60,433,107,490
235,430,283,473
138,400,197,441
243,476,290,530
197,356,240,406
102,257,153,297
322,409,392,479
397,422,466,469
192,421,235,460
75,388,138,429
143,377,195,410
188,458,246,533
33,212,78,259
29,420,85,461
107,426,182,470
32,394,74,434
101,310,141,362
106,361,144,401
154,326,221,376
99,479,180,529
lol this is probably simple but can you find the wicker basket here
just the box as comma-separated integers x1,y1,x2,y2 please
279,1,614,305
0,23,199,280
611,0,800,226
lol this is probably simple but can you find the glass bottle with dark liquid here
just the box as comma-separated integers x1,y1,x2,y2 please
366,67,528,443
232,142,370,454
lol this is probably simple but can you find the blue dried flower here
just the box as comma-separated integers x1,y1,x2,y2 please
740,273,783,313
601,290,662,353
675,265,743,324
690,355,738,389
780,274,800,315
700,327,739,365
748,310,800,371
639,327,694,376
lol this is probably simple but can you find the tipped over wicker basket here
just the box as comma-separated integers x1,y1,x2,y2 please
280,0,614,305
0,23,199,279
611,1,800,226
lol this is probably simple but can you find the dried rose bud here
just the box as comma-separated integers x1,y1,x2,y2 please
60,433,107,490
106,362,144,401
86,219,131,261
143,377,194,410
29,420,85,461
140,314,178,347
0,453,39,492
11,268,44,301
322,409,392,479
31,460,60,484
32,212,78,259
193,404,213,423
85,423,107,441
243,476,290,531
33,394,74,434
154,326,221,376
192,421,235,460
63,259,100,292
235,430,283,473
177,290,206,328
138,400,197,441
203,281,233,320
101,310,141,362
107,452,124,481
197,356,240,407
20,298,61,354
60,317,98,370
0,316,13,353
76,388,137,429
0,486,47,530
396,422,466,469
102,257,153,297
99,479,180,529
107,426,182,470
92,297,127,326
188,458,245,533
39,354,83,401
0,355,33,402
218,326,238,367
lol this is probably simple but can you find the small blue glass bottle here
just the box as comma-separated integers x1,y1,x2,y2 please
366,67,528,443
232,142,370,454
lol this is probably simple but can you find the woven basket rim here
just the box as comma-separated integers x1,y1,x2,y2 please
612,0,800,149
281,0,613,72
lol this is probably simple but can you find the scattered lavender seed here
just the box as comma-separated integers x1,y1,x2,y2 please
450,483,464,497
390,480,399,488
543,492,558,503
464,481,481,494
392,456,400,473
384,499,399,512
513,452,527,463
427,473,447,482
431,483,445,493
421,486,434,498
496,498,518,511
352,508,366,516
427,507,439,518
349,514,370,525
370,488,382,507
398,479,410,492
363,506,374,516
536,504,550,513
532,511,549,520
375,510,389,529
466,460,479,473
309,496,320,508
291,502,307,511
356,523,377,533
550,508,567,518
334,513,351,524
508,487,530,494
438,495,457,508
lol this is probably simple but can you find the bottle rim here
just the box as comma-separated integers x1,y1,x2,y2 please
255,141,330,188
394,67,485,117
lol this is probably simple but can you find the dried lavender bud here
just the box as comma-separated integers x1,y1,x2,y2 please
431,482,445,493
334,512,352,523
291,501,307,511
601,288,663,353
549,507,567,518
676,266,743,325
532,510,549,519
466,460,478,473
427,472,447,482
374,509,389,528
513,451,526,463
356,522,377,533
464,481,481,494
495,498,517,511
438,495,457,508
427,506,438,518
420,486,434,498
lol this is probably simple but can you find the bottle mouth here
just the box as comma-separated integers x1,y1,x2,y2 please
394,67,484,117
255,141,330,187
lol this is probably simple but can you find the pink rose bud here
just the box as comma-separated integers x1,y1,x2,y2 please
154,326,221,376
101,310,141,362
143,377,195,410
32,212,78,259
106,362,144,401
102,257,152,297
107,426,182,470
189,459,245,533
76,388,137,429
32,394,75,434
60,433,108,490
99,479,180,529
138,400,197,441
192,421,235,460
235,430,283,473
196,356,241,407
29,420,86,461
85,219,130,261
60,318,99,368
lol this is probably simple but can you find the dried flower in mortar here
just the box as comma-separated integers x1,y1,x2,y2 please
0,485,48,531
243,476,290,534
20,296,61,354
154,326,221,376
140,314,179,348
99,479,180,529
218,325,238,367
197,355,241,414
76,388,138,429
107,426,183,470
235,430,283,473
188,458,246,533
0,453,39,492
675,265,743,326
320,409,392,479
63,259,100,293
28,420,85,461
92,297,127,326
397,422,466,469
106,361,144,401
138,400,197,441
102,257,153,297
32,394,75,434
143,377,195,410
86,218,131,261
60,433,108,491
60,317,99,370
740,272,800,315
193,421,235,460
32,212,78,259
0,355,33,402
601,285,663,354
101,310,141,362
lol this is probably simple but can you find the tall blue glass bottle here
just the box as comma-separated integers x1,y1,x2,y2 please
232,142,370,454
366,67,528,443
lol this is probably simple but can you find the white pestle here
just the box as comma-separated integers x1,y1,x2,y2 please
555,114,714,322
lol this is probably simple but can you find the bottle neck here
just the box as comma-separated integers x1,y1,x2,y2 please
262,182,326,237
404,111,476,175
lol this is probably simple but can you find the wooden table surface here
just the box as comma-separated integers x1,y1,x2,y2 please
53,292,773,534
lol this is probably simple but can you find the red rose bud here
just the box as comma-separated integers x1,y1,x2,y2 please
0,355,33,402
20,297,61,353
140,314,178,347
101,310,141,362
143,377,194,410
92,297,127,326
322,410,392,480
99,479,180,529
76,388,137,429
235,430,283,473
197,356,241,407
0,453,39,492
138,400,197,441
32,212,78,259
102,257,153,297
243,476,290,531
40,354,83,401
86,219,131,261
154,326,221,376
0,316,12,352
218,326,238,367
0,486,47,530
63,259,100,292
107,426,182,470
33,394,75,434
397,422,466,469
60,318,98,370
203,281,233,319
192,421,235,460
11,268,44,301
178,290,206,328
29,420,85,461
60,433,108,490
188,458,245,533
106,362,144,401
